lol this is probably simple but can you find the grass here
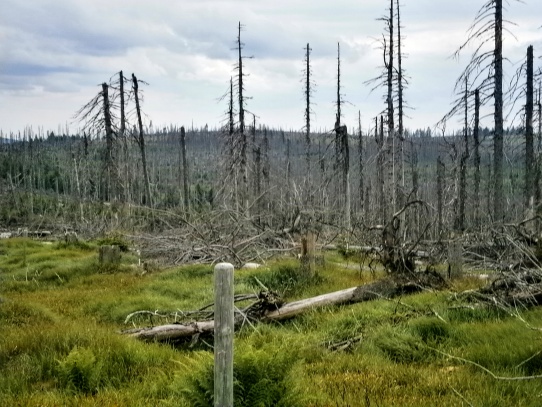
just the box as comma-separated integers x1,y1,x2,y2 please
1,238,542,405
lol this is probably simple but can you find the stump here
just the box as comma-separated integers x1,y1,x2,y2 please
99,245,121,266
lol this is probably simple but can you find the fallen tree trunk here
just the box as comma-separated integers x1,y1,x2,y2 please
123,272,445,342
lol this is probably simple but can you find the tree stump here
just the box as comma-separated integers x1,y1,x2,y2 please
447,239,463,279
99,245,121,266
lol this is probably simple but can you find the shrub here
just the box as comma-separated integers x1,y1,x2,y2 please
179,347,304,407
57,347,102,394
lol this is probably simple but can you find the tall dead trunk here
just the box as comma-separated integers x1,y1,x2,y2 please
525,45,534,211
457,81,469,232
132,73,152,207
473,89,481,227
237,22,248,215
118,71,129,203
493,0,504,222
101,82,114,202
437,156,445,238
387,0,394,139
304,43,312,176
377,116,386,223
358,111,364,215
180,126,190,211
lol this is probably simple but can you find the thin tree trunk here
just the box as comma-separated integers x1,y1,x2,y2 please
493,0,504,222
525,45,534,211
473,89,481,227
437,156,445,238
132,73,152,208
180,126,190,211
101,82,114,202
305,43,312,176
358,111,364,215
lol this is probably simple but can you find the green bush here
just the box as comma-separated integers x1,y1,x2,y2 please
180,347,304,407
57,347,102,394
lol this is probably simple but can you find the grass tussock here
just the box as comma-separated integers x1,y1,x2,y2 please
2,238,542,406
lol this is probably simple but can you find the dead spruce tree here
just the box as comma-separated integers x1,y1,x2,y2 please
334,43,351,230
75,81,118,202
454,0,521,222
131,73,152,207
303,43,314,177
235,21,252,216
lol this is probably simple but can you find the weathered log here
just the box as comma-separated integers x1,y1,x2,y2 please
123,273,443,342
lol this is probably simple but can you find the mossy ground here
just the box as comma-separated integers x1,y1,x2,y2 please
1,238,541,406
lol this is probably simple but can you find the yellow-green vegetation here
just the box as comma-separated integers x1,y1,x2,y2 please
1,238,542,406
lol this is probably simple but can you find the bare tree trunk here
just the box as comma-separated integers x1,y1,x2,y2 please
536,85,542,214
493,0,504,222
101,82,114,202
457,81,469,232
180,126,190,212
437,156,445,238
237,22,248,216
132,73,152,208
358,111,364,215
525,45,534,212
377,116,386,223
304,43,312,176
387,0,394,140
473,88,481,227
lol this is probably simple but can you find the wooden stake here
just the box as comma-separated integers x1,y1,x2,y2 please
214,262,234,407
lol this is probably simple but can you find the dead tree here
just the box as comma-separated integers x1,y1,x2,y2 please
335,43,351,230
303,43,314,176
525,45,534,211
131,73,152,207
180,126,190,211
473,88,481,227
235,22,251,215
454,0,520,222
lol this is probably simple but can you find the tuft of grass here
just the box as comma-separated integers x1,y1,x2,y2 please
240,260,324,298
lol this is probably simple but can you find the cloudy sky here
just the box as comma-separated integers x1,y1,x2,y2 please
0,0,541,136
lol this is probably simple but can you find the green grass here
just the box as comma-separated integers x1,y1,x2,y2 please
1,238,542,406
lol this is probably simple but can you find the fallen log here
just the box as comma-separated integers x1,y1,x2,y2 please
123,271,445,342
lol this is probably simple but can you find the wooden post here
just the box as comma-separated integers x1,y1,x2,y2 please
214,263,234,407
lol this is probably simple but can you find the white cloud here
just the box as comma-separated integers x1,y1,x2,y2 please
0,0,541,134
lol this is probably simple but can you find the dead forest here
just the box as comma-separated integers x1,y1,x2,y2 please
1,2,542,292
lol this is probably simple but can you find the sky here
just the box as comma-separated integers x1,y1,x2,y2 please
0,0,541,136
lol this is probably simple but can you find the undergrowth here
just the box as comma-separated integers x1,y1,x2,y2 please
2,238,542,406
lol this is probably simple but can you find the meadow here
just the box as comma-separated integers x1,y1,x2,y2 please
1,237,542,406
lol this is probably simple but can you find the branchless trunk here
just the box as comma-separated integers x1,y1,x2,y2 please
132,73,152,207
473,89,481,227
493,0,504,222
180,126,190,211
305,43,312,176
525,45,534,210
101,82,114,202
